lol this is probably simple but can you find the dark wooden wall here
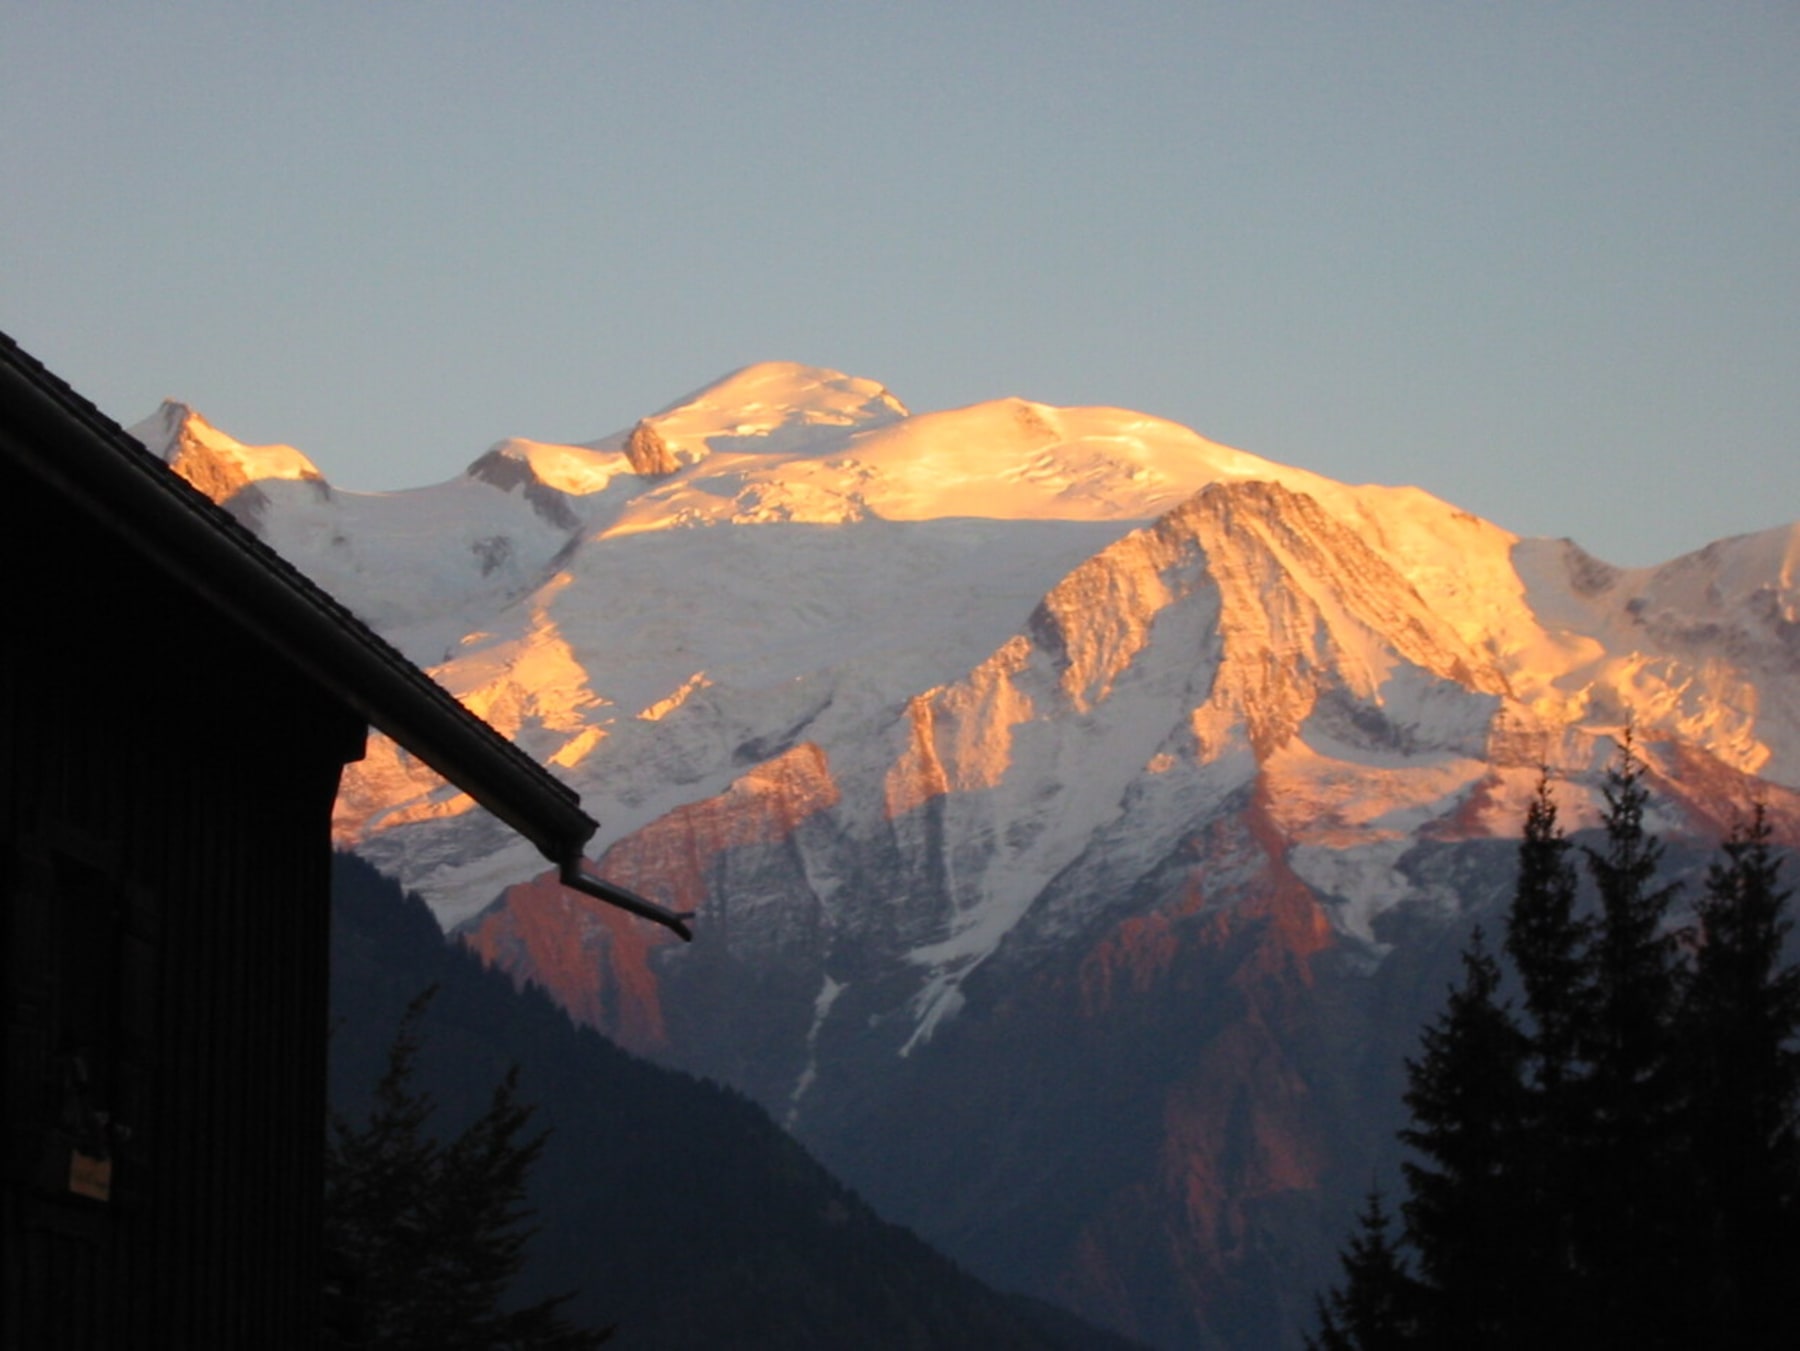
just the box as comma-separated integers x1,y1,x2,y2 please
2,462,366,1348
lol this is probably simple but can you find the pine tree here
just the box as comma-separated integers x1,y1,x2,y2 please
1505,770,1589,1096
324,991,611,1350
1314,741,1800,1348
1396,930,1531,1348
1575,735,1688,1341
1500,771,1589,1334
1580,733,1684,1097
324,991,445,1345
1681,805,1800,1339
1309,1190,1420,1351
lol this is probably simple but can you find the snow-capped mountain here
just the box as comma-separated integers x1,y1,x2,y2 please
132,365,1800,1349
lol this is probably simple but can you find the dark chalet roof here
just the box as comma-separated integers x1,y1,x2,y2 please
0,331,690,939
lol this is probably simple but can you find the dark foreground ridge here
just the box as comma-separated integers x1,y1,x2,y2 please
330,852,1147,1350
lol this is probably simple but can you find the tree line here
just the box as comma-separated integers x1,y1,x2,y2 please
1313,737,1800,1349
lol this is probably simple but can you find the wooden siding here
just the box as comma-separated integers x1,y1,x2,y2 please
3,461,365,1347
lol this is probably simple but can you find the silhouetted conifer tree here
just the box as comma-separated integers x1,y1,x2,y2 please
1309,1190,1420,1351
1313,738,1800,1350
1681,804,1800,1340
1499,772,1588,1336
1506,771,1590,1095
1575,736,1689,1342
1397,931,1531,1348
323,990,611,1350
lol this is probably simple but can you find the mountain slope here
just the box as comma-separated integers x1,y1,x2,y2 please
329,851,1146,1350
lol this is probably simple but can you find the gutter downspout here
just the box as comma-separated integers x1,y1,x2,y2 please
561,857,695,942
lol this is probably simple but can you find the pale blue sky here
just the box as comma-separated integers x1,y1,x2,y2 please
5,2,1795,566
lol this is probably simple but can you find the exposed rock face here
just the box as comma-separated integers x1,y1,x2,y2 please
465,446,583,529
137,398,329,526
624,418,679,476
464,869,670,1050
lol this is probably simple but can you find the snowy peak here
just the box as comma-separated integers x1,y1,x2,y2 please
1636,521,1800,634
861,478,1512,982
1166,479,1506,721
594,361,910,467
819,398,1329,524
128,399,325,511
645,359,909,435
455,363,906,530
463,438,634,532
467,438,634,499
570,379,1398,540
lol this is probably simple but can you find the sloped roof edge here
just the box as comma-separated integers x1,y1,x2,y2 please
0,332,690,939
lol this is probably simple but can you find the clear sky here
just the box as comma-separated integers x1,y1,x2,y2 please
4,3,1795,567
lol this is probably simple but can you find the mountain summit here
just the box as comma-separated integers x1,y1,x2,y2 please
135,368,1800,1349
130,400,326,526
